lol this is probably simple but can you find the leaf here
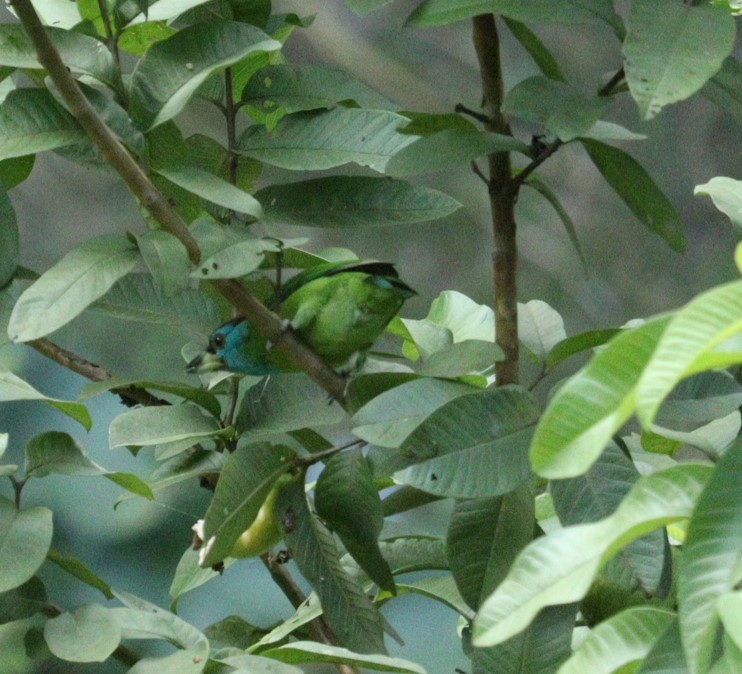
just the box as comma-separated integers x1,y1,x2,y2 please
236,374,346,436
0,369,92,430
200,442,295,567
46,549,113,600
0,155,34,190
530,317,669,479
315,449,395,592
25,431,102,478
385,129,529,176
518,300,567,363
135,230,190,296
115,0,215,26
503,17,566,82
718,593,742,653
472,463,711,647
545,328,621,370
407,0,621,28
8,235,138,341
44,604,121,663
389,387,540,498
256,175,460,227
0,496,53,593
0,88,86,160
557,607,675,674
154,165,263,219
275,476,387,654
109,404,221,448
261,641,426,673
623,0,735,120
346,0,395,14
636,618,688,674
129,20,280,130
191,237,277,281
677,438,742,674
242,64,395,115
636,279,742,427
702,56,742,127
581,139,685,252
237,108,418,172
377,575,471,617
0,181,17,288
217,653,304,673
169,547,235,610
0,577,48,624
694,177,742,230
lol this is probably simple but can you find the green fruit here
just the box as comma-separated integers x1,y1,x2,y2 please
229,475,290,558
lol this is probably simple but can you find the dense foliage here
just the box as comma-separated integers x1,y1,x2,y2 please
1,1,742,673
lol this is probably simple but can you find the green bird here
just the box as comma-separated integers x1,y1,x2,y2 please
186,261,416,376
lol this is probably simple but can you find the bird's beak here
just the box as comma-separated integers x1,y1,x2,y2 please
186,351,225,374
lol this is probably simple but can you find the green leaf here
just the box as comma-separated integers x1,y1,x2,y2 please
0,24,116,88
115,0,215,26
702,56,742,127
109,404,221,448
0,88,86,160
378,575,471,617
389,387,539,498
677,438,742,674
0,369,92,430
502,76,606,142
472,463,711,647
7,235,138,341
46,549,113,600
396,111,477,135
0,577,48,624
385,129,529,176
0,496,53,593
407,0,621,27
315,449,394,593
135,230,190,296
25,431,101,478
169,547,235,610
518,300,567,363
257,175,460,227
44,604,121,663
718,593,742,653
261,641,426,673
242,64,394,115
346,0,395,14
0,154,35,190
201,442,295,567
530,317,669,479
581,139,685,252
624,0,735,120
636,279,742,427
154,165,263,219
105,472,155,500
129,20,280,130
275,476,387,654
118,21,177,56
558,607,675,674
237,108,418,172
546,328,621,369
0,181,17,288
636,618,688,674
503,18,565,81
694,176,742,230
236,374,346,436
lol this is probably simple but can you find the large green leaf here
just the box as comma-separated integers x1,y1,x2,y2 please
557,607,675,674
7,235,138,342
389,387,539,498
109,404,221,448
0,368,91,430
314,449,394,593
134,230,190,297
275,476,387,654
702,57,742,127
256,176,460,227
242,64,395,115
44,604,121,663
0,577,48,624
129,21,280,130
502,76,606,142
581,139,685,252
677,438,742,674
407,0,621,29
518,299,567,363
0,496,53,593
624,0,735,120
636,619,688,674
694,177,742,231
472,463,711,647
0,88,86,160
385,129,529,176
0,181,17,288
636,279,742,427
237,108,418,172
200,442,295,567
530,317,670,479
0,24,116,87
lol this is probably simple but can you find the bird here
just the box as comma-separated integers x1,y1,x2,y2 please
186,260,416,376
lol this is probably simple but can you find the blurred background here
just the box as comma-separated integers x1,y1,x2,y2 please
1,0,741,671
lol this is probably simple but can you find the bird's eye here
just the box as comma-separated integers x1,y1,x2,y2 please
211,334,226,350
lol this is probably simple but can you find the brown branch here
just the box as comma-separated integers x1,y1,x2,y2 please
472,14,519,386
10,0,347,404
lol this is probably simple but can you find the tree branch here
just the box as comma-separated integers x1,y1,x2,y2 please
10,0,347,403
472,14,519,385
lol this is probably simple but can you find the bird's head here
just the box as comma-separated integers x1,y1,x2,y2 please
186,318,275,375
